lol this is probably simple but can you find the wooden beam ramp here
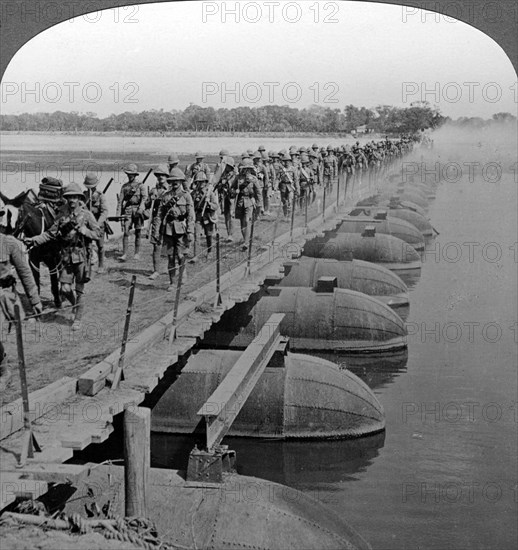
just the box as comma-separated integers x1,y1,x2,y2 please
0,197,342,491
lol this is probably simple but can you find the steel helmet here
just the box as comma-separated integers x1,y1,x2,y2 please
258,145,266,151
154,164,170,177
240,158,256,172
167,154,180,164
63,182,85,200
312,143,319,149
83,173,99,188
281,153,291,162
167,168,186,181
223,156,235,167
327,145,333,151
123,163,139,175
194,151,204,159
219,148,230,156
252,151,261,160
241,151,250,159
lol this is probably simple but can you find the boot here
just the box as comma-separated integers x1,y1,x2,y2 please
134,238,141,261
120,236,129,261
97,249,106,273
72,292,84,331
206,235,213,256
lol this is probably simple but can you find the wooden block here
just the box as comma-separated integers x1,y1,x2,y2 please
169,338,196,356
78,361,113,396
59,431,93,450
2,463,88,483
91,424,114,444
1,377,77,441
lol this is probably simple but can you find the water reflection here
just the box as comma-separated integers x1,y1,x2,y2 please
310,349,409,391
151,431,386,486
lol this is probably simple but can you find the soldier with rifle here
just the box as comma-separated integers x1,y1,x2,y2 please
299,154,315,208
217,156,237,242
146,165,170,280
153,168,195,291
186,152,211,190
309,150,322,187
278,153,299,218
116,163,148,262
252,151,269,215
83,173,109,273
191,171,219,256
25,183,100,330
232,159,262,251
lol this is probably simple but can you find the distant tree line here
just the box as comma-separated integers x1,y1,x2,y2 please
0,102,454,134
441,112,517,129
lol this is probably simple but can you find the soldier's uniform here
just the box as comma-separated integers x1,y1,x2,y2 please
0,233,42,330
299,156,315,208
217,156,237,242
232,160,263,250
146,165,170,279
192,172,219,255
154,168,195,289
186,152,211,188
278,154,300,218
116,164,147,261
252,152,270,214
322,146,337,190
83,173,109,272
308,152,321,187
30,183,100,328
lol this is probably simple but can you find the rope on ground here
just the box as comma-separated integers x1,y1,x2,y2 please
1,510,184,550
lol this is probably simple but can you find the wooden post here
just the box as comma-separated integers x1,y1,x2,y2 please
246,211,255,276
214,232,222,307
14,305,41,467
111,275,137,390
168,259,185,343
289,196,296,239
304,195,308,232
124,406,150,518
322,186,326,221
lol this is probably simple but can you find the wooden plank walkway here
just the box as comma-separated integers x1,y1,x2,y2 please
0,196,344,485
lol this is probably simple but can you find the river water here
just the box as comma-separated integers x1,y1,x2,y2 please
152,144,517,549
2,134,516,549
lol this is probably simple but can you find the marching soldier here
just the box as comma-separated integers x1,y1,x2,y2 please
153,168,195,291
252,151,269,215
0,232,42,328
217,156,237,242
299,154,315,208
83,173,109,273
26,183,100,330
167,153,180,174
186,152,211,189
238,151,250,171
278,153,299,218
232,159,263,250
116,163,147,262
309,150,321,187
191,171,219,255
147,165,170,280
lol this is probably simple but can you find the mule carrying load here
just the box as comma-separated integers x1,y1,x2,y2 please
0,178,65,309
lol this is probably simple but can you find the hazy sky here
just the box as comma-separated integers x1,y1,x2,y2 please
1,1,516,119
